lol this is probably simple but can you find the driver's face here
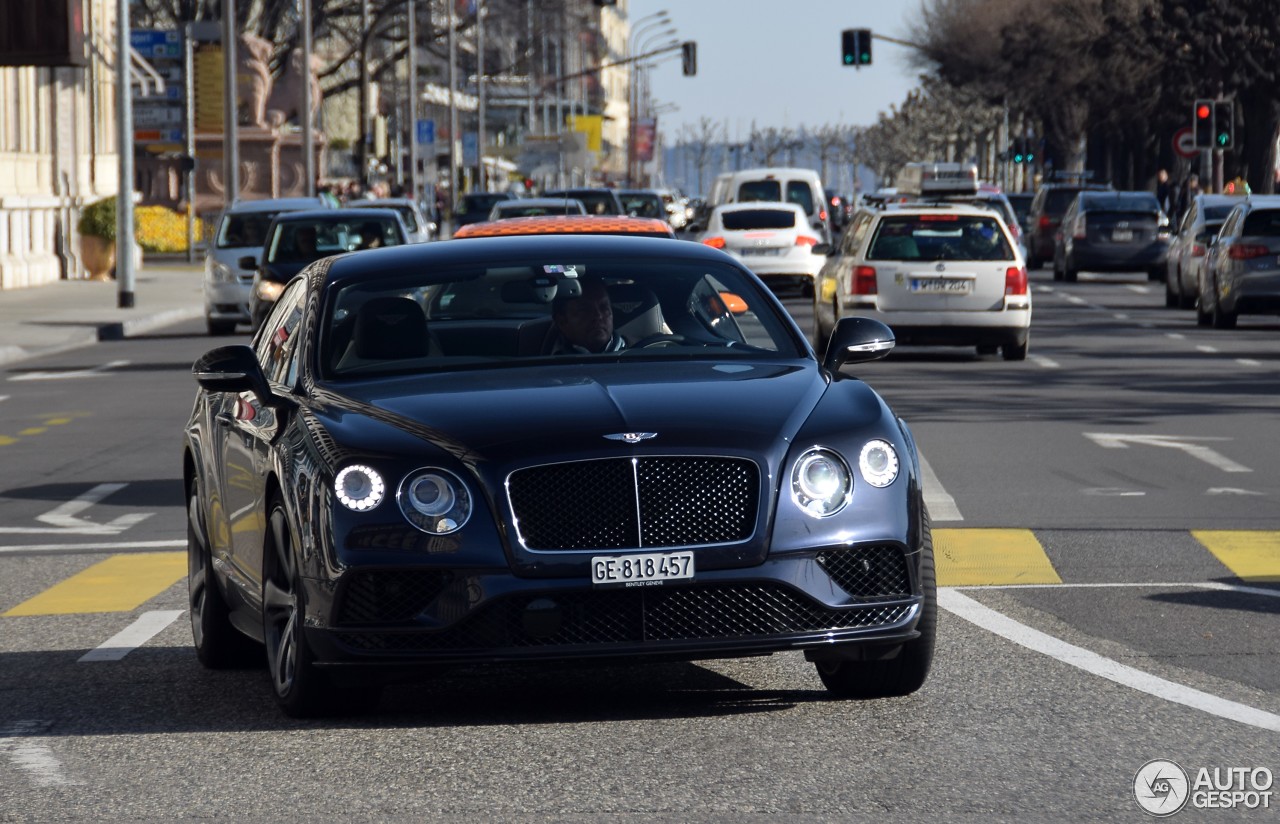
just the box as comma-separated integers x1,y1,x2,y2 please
557,282,613,352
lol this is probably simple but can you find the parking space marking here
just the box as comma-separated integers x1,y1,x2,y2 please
2,552,186,616
933,529,1060,586
939,588,1280,733
1192,530,1280,582
919,453,962,522
79,610,185,662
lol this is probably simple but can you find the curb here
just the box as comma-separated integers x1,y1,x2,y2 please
0,307,204,368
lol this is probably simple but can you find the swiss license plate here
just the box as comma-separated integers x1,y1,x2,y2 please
743,247,782,256
1112,229,1134,242
911,277,971,294
591,551,694,588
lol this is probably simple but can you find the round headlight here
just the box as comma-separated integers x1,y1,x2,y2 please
398,469,471,534
859,440,900,488
791,448,852,518
335,464,385,511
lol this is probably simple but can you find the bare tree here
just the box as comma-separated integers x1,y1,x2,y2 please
749,126,800,166
680,117,722,196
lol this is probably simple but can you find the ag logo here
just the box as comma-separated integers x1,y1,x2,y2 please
1134,759,1190,817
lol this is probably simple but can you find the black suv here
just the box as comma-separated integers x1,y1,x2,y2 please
1026,180,1113,269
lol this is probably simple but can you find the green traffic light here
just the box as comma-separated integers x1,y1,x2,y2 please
1217,133,1229,146
859,52,870,63
844,55,853,64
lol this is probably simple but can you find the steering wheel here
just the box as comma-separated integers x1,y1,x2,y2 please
631,334,685,349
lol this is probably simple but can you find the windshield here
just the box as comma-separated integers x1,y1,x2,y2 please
217,213,279,249
267,217,403,263
620,193,665,218
320,258,802,379
868,214,1014,262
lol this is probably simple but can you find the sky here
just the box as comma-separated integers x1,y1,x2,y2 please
624,0,927,141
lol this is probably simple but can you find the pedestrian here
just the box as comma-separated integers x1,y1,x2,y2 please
1155,169,1173,216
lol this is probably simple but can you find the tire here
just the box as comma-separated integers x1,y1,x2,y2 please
1165,277,1179,308
206,317,237,336
1063,263,1078,283
1211,302,1238,329
975,344,998,356
187,478,258,669
1196,297,1211,327
262,498,331,717
815,508,936,699
813,297,835,356
1147,266,1164,282
1001,334,1029,361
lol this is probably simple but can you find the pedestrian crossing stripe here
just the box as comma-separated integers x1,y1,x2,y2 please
2,552,186,616
1193,530,1280,583
934,529,1061,587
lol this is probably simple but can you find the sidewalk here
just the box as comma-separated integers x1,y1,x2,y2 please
0,259,205,367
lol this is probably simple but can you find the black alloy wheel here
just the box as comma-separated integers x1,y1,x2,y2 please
262,498,329,717
188,478,258,668
815,508,937,699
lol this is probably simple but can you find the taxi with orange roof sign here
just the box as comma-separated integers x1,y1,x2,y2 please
452,215,676,239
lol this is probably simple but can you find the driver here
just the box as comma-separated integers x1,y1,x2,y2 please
550,277,626,354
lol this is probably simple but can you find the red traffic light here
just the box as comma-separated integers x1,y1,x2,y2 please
1196,103,1212,120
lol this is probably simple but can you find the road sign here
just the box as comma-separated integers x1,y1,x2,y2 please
1173,127,1196,159
130,29,181,60
416,119,435,145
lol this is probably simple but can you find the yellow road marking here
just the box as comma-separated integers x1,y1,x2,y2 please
935,528,1062,587
1193,531,1280,582
44,417,73,425
0,435,16,446
20,427,47,436
3,552,187,616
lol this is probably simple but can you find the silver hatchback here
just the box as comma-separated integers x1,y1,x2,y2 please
1198,195,1280,328
203,197,331,335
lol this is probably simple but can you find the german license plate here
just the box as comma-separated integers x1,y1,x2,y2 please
1112,229,1134,242
911,277,971,294
591,551,694,587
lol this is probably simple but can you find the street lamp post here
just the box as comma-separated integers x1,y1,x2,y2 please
116,0,135,307
626,11,670,186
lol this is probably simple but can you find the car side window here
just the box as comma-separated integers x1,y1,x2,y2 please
254,280,307,388
844,213,872,255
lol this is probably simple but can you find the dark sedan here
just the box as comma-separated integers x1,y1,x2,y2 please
247,208,409,330
184,235,934,717
1052,190,1171,282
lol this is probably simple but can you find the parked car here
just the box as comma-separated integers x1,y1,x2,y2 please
1051,190,1170,282
1025,179,1113,268
183,233,936,716
697,202,826,294
1164,194,1242,309
1197,194,1280,328
202,197,331,336
248,208,410,330
814,201,1031,360
454,192,516,229
1005,192,1034,236
452,215,675,239
541,187,625,216
489,197,587,219
358,198,434,243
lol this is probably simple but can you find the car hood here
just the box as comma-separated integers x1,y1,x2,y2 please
316,360,830,467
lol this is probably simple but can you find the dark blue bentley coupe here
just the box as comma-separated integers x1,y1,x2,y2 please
183,234,935,716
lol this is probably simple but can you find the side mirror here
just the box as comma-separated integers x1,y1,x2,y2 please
238,255,258,271
192,345,275,407
718,291,749,315
822,317,895,374
813,243,834,256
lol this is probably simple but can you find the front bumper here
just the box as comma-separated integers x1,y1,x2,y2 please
301,543,924,667
203,278,253,323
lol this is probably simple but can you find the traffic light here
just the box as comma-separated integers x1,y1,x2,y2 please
1193,99,1214,149
1213,99,1234,150
841,29,872,67
681,41,697,77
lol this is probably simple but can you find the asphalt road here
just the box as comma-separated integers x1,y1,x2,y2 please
0,267,1276,822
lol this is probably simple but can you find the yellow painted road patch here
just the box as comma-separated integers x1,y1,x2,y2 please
934,528,1062,587
1193,531,1280,582
3,552,186,616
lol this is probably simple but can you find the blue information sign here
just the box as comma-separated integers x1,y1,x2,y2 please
416,119,435,146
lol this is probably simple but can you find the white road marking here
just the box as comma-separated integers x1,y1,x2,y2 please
0,539,184,554
1166,333,1186,340
1196,345,1218,354
1082,487,1146,497
1066,295,1088,305
79,610,185,662
1126,285,1151,295
1237,358,1262,367
1085,432,1252,473
939,588,1280,733
0,483,154,535
954,581,1280,596
918,452,962,522
0,394,8,402
8,359,130,382
1138,322,1156,329
1031,355,1059,369
1113,313,1129,320
1206,487,1265,496
1034,285,1054,293
0,721,74,786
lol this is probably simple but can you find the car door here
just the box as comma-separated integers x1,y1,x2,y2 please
217,279,307,609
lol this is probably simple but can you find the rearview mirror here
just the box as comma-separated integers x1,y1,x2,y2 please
822,317,895,374
192,345,275,407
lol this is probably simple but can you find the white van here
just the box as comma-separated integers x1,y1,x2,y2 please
713,167,831,241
